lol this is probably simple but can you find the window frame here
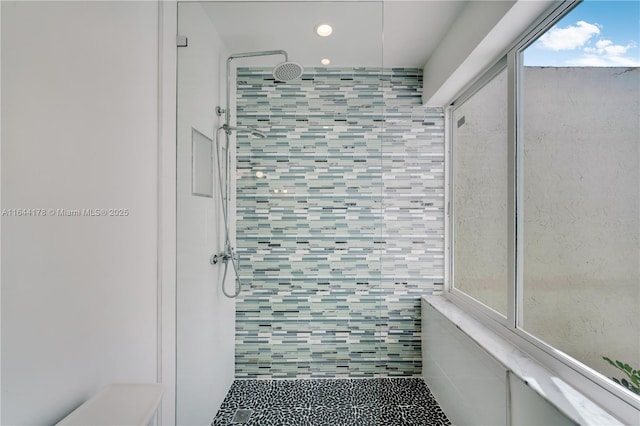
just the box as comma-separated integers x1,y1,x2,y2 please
447,58,510,327
444,0,640,421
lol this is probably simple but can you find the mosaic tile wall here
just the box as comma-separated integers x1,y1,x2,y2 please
234,67,444,378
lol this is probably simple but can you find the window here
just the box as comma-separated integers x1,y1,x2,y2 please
519,0,639,397
449,0,640,416
451,66,509,317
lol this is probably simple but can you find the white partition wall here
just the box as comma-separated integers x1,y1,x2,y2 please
1,2,166,424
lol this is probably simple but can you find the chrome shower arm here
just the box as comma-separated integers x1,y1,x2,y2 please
228,50,288,61
225,50,288,126
223,50,289,227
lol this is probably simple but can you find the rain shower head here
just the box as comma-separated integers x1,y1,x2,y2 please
220,50,300,146
226,50,304,82
222,124,267,138
272,61,304,82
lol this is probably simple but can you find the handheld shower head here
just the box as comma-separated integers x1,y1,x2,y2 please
222,124,267,138
272,61,304,82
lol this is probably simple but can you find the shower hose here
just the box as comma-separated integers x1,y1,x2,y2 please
213,125,243,298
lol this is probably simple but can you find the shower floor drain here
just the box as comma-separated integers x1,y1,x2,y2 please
231,408,253,424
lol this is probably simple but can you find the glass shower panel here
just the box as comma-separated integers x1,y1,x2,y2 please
379,72,447,373
227,1,385,379
176,3,238,425
177,3,449,421
175,2,404,422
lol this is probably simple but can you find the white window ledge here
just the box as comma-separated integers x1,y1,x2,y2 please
422,295,626,426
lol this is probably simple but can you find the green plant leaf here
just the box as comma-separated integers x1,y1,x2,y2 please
603,356,640,393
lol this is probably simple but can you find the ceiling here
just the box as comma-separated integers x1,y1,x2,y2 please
202,1,468,69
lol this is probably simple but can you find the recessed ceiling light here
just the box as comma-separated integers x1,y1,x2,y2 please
315,24,333,37
321,58,331,65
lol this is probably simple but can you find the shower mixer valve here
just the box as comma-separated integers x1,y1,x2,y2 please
210,248,239,265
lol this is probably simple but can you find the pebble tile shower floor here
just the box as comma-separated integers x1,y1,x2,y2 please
212,378,451,425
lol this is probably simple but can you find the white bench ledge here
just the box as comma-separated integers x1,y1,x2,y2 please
422,295,623,426
56,383,163,426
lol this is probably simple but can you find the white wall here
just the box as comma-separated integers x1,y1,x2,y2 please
0,2,4,422
422,0,554,106
1,2,166,424
176,4,235,425
159,3,178,424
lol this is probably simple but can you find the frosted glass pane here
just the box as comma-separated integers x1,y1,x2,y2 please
452,68,508,316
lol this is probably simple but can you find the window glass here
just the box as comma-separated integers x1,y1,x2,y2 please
452,67,509,316
520,0,640,390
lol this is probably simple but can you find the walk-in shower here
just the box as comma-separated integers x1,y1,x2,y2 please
210,50,303,298
176,3,452,425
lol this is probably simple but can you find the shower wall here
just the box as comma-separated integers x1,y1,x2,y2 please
234,68,444,378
